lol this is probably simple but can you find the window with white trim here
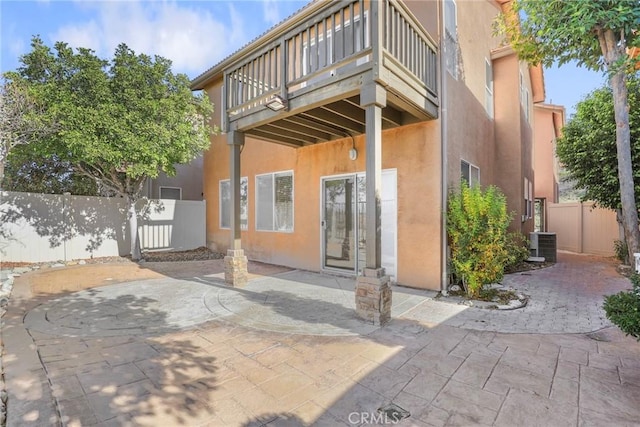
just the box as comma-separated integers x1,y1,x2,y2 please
444,0,458,79
461,160,480,187
220,177,248,230
485,58,494,118
445,0,457,42
220,85,226,133
256,171,294,232
524,177,533,220
520,71,530,122
159,186,182,200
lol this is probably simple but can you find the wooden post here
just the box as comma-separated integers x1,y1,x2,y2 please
225,129,248,287
355,81,391,326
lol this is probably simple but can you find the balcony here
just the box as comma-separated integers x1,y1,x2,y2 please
194,0,439,147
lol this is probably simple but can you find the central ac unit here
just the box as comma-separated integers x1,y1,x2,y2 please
529,232,539,256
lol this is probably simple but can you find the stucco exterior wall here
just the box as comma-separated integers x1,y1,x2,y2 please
533,105,561,203
445,0,501,188
198,0,547,291
492,51,535,234
147,156,204,201
404,1,439,41
203,120,442,290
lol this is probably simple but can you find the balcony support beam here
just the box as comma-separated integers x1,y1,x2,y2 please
355,81,391,326
225,130,248,287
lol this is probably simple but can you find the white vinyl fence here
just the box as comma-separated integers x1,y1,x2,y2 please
0,191,205,263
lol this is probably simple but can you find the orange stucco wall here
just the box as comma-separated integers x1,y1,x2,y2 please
492,52,535,234
443,0,535,234
533,105,562,204
199,0,544,290
203,119,443,290
445,0,501,187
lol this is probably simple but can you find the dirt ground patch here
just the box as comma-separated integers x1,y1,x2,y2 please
24,259,292,296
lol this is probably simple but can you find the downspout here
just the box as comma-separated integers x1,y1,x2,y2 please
439,0,449,294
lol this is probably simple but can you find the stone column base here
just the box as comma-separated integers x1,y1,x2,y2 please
224,249,248,287
355,268,392,326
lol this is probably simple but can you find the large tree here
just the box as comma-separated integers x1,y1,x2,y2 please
497,0,640,262
4,37,214,259
0,77,53,184
556,75,640,211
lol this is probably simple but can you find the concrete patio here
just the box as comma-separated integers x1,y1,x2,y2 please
3,252,640,426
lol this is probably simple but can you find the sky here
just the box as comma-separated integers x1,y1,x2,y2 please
0,0,606,118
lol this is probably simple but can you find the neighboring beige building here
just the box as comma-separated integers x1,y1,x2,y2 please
143,156,204,201
533,103,565,230
191,0,554,293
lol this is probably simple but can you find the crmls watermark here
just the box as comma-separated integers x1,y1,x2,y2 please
348,411,402,425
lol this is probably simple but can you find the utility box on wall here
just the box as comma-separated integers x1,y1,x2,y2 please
530,232,557,262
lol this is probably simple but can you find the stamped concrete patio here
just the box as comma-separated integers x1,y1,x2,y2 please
3,252,640,426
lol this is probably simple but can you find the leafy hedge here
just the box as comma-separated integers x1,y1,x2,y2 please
604,273,640,340
447,184,511,298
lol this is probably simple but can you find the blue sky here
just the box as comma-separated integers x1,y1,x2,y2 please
1,0,605,117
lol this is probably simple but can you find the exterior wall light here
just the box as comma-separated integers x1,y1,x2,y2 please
266,94,288,111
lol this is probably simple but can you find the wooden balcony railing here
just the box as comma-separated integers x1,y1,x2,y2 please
224,0,437,121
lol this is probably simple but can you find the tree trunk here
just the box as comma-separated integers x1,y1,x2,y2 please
128,196,141,260
600,29,640,263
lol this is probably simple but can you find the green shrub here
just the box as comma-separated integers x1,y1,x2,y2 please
447,184,511,298
614,239,629,265
604,274,640,341
505,232,530,270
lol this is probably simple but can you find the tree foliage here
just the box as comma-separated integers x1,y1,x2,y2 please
0,76,53,182
496,0,640,72
2,143,99,196
496,0,640,262
556,75,640,210
4,36,215,258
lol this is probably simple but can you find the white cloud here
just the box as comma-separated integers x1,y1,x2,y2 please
262,0,280,26
50,1,247,77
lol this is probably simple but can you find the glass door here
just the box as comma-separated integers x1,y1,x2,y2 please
322,176,357,272
322,171,397,279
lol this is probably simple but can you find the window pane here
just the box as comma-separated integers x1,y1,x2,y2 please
485,59,493,118
445,0,457,40
220,181,230,228
275,173,293,231
257,175,274,230
240,177,248,229
471,165,480,187
461,161,470,183
160,187,181,200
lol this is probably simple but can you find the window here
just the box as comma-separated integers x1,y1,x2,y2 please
256,171,293,232
220,177,248,230
461,160,480,187
485,58,494,118
220,85,226,133
444,0,458,78
445,0,457,42
520,71,530,122
159,187,181,200
524,177,533,220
